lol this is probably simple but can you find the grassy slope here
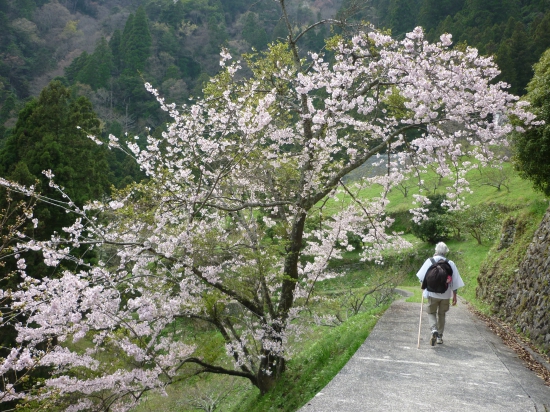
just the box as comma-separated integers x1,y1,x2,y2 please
132,304,391,412
230,305,390,412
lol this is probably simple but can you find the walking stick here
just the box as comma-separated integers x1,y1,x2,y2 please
417,293,424,349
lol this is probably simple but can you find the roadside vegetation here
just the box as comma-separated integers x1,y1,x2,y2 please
128,163,548,412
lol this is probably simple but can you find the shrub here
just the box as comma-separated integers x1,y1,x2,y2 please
410,194,451,244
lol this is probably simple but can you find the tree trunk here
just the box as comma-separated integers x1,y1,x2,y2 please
278,212,307,320
257,354,286,394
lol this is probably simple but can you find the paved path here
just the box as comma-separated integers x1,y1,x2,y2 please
299,298,550,412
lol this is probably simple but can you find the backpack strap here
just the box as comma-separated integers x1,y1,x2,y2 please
445,259,452,276
430,258,436,265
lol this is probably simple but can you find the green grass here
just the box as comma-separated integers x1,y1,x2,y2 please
132,301,391,412
229,304,390,412
400,286,423,302
473,200,549,317
320,162,546,215
462,164,542,208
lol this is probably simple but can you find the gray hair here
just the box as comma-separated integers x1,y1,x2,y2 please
434,242,449,256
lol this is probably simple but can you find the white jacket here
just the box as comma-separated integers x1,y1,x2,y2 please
416,255,465,299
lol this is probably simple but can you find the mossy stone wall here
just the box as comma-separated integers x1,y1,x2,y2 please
477,205,550,353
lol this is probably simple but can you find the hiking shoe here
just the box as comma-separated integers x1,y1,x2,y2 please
430,330,438,346
437,336,443,344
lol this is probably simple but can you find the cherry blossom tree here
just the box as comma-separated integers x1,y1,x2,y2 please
0,187,37,268
0,2,537,409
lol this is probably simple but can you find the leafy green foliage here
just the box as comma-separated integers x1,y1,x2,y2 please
495,20,534,95
452,204,503,245
2,0,550,145
65,51,90,84
122,6,152,76
477,202,547,314
0,1,55,100
410,194,451,244
0,79,114,407
109,29,123,75
0,80,111,239
78,37,113,90
387,0,419,36
512,47,550,196
418,0,465,32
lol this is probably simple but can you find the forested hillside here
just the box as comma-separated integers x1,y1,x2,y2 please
0,0,338,229
344,0,550,95
2,0,550,410
0,0,337,141
1,0,549,143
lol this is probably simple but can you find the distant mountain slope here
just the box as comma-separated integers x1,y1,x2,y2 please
0,0,341,139
2,0,550,142
340,0,550,95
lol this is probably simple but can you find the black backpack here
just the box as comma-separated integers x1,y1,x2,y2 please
421,258,453,293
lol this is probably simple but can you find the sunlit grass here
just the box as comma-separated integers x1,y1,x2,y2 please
319,162,546,214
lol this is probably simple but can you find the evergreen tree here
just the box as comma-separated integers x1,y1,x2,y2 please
0,92,15,125
0,79,109,407
532,11,550,59
78,37,113,90
495,41,517,89
271,18,288,42
120,13,135,73
121,6,152,76
157,27,180,57
0,80,112,239
207,15,228,52
109,29,123,75
65,51,90,83
498,21,535,95
419,0,465,32
512,47,550,195
176,55,201,80
242,12,269,50
510,22,534,94
302,26,326,52
115,74,159,126
387,0,419,36
160,0,185,28
465,0,518,26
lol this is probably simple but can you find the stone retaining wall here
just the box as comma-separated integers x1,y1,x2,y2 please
477,205,550,353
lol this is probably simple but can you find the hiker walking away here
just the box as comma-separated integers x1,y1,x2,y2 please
416,242,465,346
